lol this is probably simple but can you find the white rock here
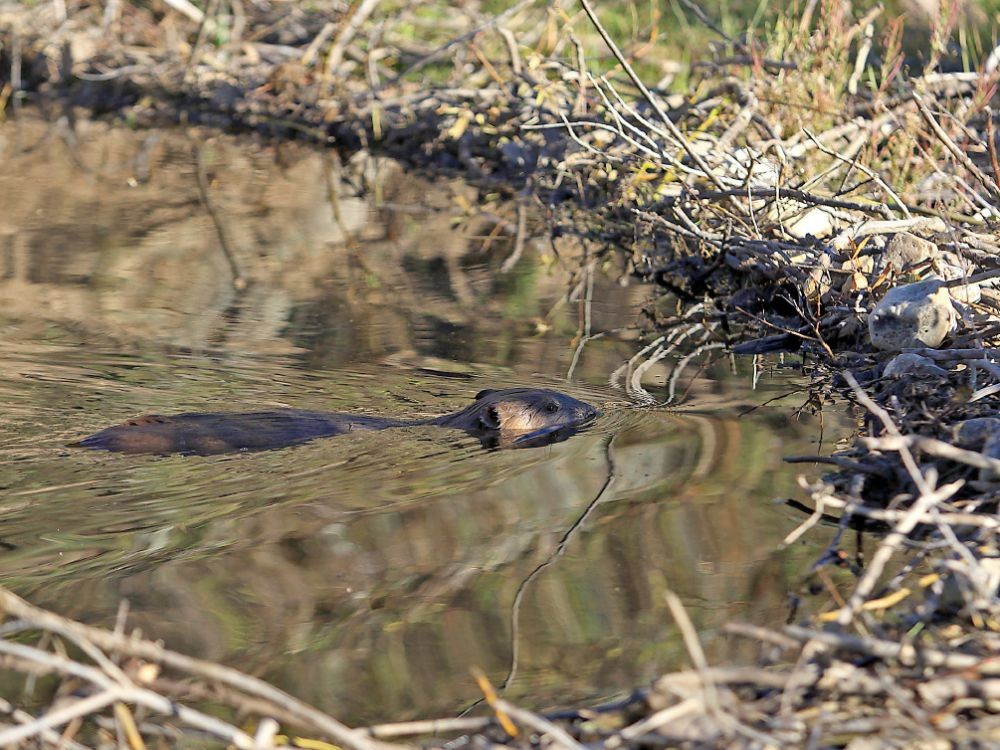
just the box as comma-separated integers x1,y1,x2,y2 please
725,147,781,188
786,207,834,238
930,257,982,303
946,278,981,304
868,280,954,350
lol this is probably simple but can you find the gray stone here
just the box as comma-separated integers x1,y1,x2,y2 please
868,280,954,350
981,434,1000,482
882,352,948,378
883,232,939,271
954,417,1000,448
954,417,1000,484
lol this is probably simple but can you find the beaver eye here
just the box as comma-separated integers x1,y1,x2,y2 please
545,402,559,413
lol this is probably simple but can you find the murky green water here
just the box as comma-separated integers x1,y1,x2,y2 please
0,116,837,723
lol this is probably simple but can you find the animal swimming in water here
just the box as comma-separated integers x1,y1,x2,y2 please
75,388,600,455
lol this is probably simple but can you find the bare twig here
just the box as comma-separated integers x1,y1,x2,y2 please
835,372,964,626
0,587,397,750
577,0,731,194
914,92,1000,203
325,0,381,84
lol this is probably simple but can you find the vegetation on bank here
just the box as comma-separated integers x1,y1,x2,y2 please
4,0,1000,747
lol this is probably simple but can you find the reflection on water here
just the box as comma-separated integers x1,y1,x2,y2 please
0,115,836,723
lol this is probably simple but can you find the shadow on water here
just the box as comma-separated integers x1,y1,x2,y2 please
0,115,844,723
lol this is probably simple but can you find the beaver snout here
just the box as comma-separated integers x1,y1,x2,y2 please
465,388,599,435
538,396,599,428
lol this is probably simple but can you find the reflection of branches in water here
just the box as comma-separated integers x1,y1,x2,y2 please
566,259,597,381
500,433,618,692
322,150,359,250
665,341,727,404
606,315,722,405
499,202,528,273
193,141,246,289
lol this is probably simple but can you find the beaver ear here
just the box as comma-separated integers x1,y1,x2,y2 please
475,389,498,401
479,404,501,430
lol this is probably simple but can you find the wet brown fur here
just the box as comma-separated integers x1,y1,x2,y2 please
76,388,599,455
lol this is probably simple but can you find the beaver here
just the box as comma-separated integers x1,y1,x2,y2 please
75,388,599,455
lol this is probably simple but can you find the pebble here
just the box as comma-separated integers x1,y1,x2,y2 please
882,352,949,378
868,280,954,350
787,207,834,239
931,254,981,303
954,417,1000,447
883,232,939,272
953,418,1000,484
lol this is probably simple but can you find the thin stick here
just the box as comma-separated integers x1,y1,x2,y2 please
802,128,911,218
782,625,985,670
613,698,701,743
0,690,122,747
325,0,381,83
665,590,719,714
663,598,780,745
161,0,205,24
0,642,258,749
0,587,398,750
783,493,826,546
577,0,729,193
301,22,336,66
914,92,1000,203
497,27,522,77
836,372,964,626
364,717,491,738
0,696,90,750
802,490,999,528
492,699,586,750
859,434,1000,474
721,622,800,651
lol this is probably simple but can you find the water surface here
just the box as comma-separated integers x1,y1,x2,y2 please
0,115,838,723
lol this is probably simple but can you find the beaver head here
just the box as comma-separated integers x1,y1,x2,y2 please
438,388,600,448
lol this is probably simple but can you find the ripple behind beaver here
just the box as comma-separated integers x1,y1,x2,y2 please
75,388,600,455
